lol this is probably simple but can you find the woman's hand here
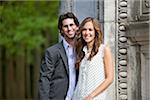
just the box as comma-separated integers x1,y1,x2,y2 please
84,95,93,100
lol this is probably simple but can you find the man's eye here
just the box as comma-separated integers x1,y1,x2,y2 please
70,24,74,26
63,25,68,28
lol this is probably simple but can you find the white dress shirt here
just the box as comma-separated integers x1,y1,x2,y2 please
63,38,76,100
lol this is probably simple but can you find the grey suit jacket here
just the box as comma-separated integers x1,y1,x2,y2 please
38,42,70,100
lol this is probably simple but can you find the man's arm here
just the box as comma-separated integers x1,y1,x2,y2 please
38,50,55,100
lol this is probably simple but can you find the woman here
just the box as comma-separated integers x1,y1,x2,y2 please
73,17,113,100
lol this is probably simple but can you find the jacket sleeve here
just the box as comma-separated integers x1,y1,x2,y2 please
38,49,55,100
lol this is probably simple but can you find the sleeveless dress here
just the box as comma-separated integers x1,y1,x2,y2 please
72,44,106,100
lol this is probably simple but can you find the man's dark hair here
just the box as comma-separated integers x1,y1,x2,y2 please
58,12,79,31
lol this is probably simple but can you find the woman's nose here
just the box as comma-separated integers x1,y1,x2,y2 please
84,31,89,36
85,30,90,35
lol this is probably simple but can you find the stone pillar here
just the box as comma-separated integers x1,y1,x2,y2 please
116,0,128,99
104,0,116,100
117,0,150,100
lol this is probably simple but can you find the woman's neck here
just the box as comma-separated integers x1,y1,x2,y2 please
87,39,94,50
87,43,93,53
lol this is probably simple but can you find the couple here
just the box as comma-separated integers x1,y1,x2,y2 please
38,12,113,100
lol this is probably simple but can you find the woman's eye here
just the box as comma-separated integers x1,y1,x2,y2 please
89,28,92,31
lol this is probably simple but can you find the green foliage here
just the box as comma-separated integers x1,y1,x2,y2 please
0,1,59,56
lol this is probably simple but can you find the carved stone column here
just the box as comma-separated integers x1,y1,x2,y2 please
117,0,128,99
116,0,150,100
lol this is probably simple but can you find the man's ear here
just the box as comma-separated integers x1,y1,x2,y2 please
60,30,64,37
59,29,63,34
76,27,80,35
76,27,79,31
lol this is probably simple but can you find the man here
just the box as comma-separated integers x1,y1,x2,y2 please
38,12,79,100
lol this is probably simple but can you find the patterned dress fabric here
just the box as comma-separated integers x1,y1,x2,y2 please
72,44,106,100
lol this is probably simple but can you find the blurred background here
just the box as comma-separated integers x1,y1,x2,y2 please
0,1,59,99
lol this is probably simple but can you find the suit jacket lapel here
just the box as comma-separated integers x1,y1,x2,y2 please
57,42,69,75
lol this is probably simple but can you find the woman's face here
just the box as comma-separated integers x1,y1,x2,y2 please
82,21,95,45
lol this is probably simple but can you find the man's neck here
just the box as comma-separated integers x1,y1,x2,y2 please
66,39,75,47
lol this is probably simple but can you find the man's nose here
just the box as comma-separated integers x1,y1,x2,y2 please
67,25,72,30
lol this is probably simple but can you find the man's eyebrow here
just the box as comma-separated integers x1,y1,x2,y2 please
63,23,75,27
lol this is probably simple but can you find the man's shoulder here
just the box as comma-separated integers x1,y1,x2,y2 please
46,42,62,51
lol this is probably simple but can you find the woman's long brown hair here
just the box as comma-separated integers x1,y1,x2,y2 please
75,17,103,69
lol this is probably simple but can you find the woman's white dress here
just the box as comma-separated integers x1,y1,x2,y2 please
72,44,106,100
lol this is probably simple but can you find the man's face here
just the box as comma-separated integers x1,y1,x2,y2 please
61,18,78,40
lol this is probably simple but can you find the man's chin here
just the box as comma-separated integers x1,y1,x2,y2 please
68,35,75,39
69,36,75,40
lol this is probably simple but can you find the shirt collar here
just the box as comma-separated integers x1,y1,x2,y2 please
62,37,70,50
